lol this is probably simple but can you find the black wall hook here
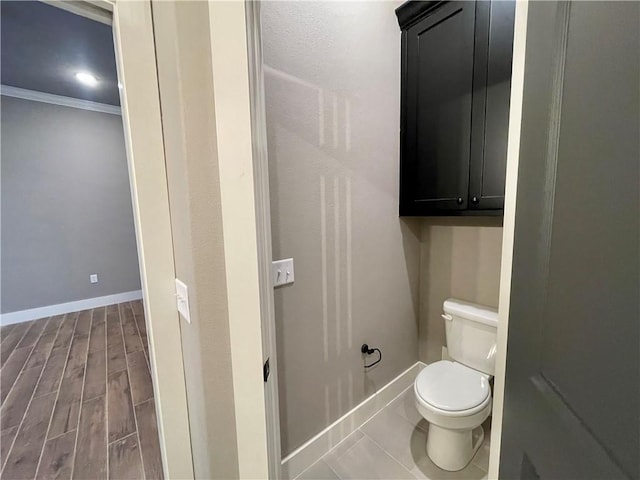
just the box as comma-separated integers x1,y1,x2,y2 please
361,344,382,368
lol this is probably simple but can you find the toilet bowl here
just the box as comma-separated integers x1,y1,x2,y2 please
415,360,491,471
414,299,498,471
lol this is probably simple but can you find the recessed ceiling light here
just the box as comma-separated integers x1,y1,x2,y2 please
75,72,98,87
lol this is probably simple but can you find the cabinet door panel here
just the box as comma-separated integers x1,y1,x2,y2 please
402,2,476,214
469,0,515,210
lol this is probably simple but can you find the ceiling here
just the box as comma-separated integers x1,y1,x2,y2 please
1,1,120,106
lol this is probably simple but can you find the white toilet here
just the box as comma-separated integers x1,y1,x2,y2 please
414,298,498,471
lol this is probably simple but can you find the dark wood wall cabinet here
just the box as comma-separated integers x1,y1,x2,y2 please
396,1,515,216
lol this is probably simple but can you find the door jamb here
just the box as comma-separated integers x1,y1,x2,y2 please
488,1,529,478
244,1,283,478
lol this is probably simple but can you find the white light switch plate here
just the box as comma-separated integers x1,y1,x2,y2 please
175,278,191,323
272,258,294,287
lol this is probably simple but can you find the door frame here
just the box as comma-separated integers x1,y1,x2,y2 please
244,1,283,478
53,1,196,477
488,0,529,478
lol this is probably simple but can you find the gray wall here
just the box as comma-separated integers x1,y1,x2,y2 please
1,96,140,313
263,1,421,456
419,219,503,364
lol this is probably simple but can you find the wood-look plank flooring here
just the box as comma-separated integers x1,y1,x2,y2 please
0,301,163,480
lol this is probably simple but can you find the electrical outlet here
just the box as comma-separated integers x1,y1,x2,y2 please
90,274,98,284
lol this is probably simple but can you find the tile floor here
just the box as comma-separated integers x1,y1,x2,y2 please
0,301,163,479
297,386,490,480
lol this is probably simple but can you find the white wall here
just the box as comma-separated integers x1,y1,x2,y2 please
151,2,239,477
152,1,269,477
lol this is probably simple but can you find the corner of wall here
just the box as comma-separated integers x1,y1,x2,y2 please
151,1,243,478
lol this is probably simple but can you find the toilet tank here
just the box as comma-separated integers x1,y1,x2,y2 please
443,298,498,376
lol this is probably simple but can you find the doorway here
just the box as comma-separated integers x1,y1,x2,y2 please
0,2,159,477
0,1,192,478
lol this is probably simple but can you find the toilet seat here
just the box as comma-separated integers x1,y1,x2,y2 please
415,361,490,414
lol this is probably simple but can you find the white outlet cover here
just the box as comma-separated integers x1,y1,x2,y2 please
272,258,294,287
90,274,98,284
175,278,191,323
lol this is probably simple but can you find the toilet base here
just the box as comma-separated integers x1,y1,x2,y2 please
426,424,484,471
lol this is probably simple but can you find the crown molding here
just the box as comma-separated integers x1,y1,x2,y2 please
1,85,121,115
41,0,112,25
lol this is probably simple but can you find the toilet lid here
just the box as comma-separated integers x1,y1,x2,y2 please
415,361,490,411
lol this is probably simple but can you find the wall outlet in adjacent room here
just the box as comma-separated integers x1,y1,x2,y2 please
89,274,98,284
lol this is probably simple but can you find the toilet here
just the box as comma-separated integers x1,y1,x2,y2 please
414,298,498,471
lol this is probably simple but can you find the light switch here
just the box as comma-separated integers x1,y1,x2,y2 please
175,278,191,323
272,258,294,287
90,274,98,284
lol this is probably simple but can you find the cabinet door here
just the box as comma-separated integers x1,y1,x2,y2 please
401,1,476,214
469,0,515,210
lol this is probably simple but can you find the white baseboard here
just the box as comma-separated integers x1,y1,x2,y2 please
281,361,426,479
0,290,143,326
